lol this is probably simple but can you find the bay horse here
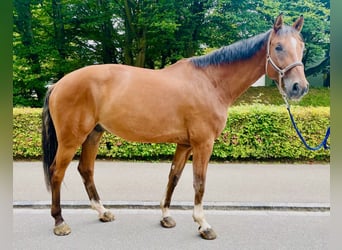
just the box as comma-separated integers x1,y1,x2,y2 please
42,14,308,240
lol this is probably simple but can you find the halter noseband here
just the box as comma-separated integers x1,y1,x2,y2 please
265,31,330,151
265,31,304,103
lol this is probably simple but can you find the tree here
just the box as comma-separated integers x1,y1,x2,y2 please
13,0,46,106
13,0,330,107
255,0,330,80
208,0,329,85
119,0,180,67
51,0,68,79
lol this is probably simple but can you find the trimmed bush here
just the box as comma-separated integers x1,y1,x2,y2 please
13,105,330,161
213,105,330,161
13,108,42,159
234,86,330,107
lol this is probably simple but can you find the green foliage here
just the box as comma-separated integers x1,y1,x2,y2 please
253,0,330,82
98,136,176,160
234,87,330,107
13,108,42,158
13,105,330,162
13,0,330,107
213,105,330,161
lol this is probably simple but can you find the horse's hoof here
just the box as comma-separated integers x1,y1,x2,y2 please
199,227,217,240
99,211,115,222
160,216,176,228
53,222,71,236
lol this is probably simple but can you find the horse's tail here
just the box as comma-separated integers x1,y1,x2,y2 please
42,85,57,191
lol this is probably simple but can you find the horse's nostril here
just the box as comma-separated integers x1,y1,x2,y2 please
304,84,309,94
292,83,299,93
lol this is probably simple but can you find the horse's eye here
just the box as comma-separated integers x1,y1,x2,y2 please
275,44,283,52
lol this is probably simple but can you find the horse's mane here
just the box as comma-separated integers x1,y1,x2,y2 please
190,30,271,67
190,26,299,68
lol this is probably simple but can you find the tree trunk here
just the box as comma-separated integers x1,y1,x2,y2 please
52,0,67,79
14,0,41,75
135,29,146,67
323,72,330,87
304,55,330,77
123,0,134,65
14,0,46,106
98,0,117,63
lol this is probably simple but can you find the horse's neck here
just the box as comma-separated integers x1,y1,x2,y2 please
204,47,267,107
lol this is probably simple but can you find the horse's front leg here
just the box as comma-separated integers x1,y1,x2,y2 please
192,141,217,240
160,144,192,228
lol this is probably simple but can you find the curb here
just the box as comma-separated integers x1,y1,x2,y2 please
13,200,330,212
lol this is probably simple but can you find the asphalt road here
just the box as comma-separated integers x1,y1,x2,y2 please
13,161,329,206
13,161,330,249
13,208,329,250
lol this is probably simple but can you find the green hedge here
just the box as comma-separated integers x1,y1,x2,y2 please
13,105,330,161
234,87,330,107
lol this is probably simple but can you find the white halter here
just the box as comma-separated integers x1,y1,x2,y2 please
265,31,304,104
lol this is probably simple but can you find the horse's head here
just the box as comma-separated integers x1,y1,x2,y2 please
266,14,309,101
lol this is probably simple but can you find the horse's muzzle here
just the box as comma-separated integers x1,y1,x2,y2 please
288,82,309,100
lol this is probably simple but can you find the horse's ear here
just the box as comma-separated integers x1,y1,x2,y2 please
273,13,284,33
293,15,304,32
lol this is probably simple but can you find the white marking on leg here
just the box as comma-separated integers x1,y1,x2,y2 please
90,199,107,216
193,203,211,231
160,197,171,219
160,165,176,219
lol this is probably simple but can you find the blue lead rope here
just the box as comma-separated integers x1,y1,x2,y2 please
286,105,330,150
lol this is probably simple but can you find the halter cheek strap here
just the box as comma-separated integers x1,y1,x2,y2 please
265,31,330,151
265,31,304,103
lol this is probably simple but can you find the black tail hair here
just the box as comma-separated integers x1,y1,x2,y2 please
42,85,57,191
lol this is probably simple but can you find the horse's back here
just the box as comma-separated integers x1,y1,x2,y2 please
49,63,226,144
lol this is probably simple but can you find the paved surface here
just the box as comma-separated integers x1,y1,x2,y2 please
13,161,330,249
13,161,330,209
13,208,329,250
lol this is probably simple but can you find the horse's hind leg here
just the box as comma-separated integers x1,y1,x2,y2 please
50,144,79,236
160,144,192,228
78,125,115,222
